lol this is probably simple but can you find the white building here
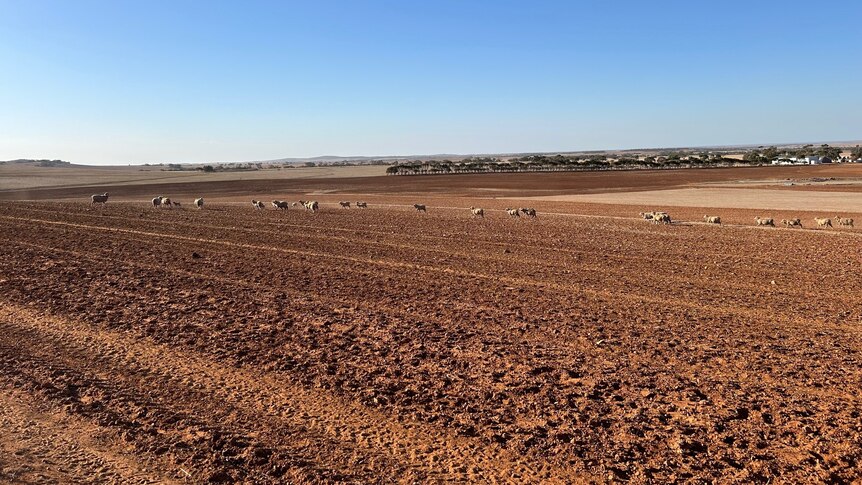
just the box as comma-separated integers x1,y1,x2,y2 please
806,155,832,165
771,156,832,165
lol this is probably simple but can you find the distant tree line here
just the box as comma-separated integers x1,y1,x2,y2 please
386,144,858,176
743,144,843,164
385,153,752,176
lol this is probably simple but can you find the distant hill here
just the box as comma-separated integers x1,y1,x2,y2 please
255,154,465,165
1,159,72,167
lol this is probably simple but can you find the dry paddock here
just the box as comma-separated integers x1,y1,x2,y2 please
1,199,861,483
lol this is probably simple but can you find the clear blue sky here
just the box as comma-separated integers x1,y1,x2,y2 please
1,1,860,165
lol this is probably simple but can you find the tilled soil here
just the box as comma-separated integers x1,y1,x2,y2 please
1,201,861,483
3,163,861,201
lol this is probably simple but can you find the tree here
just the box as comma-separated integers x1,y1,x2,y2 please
817,144,841,160
850,145,862,161
202,165,215,173
743,150,762,163
762,146,778,161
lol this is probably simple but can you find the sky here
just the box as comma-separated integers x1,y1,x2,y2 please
1,1,860,165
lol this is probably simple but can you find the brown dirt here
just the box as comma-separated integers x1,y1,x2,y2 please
533,187,862,213
1,198,861,483
0,164,386,192
3,163,862,201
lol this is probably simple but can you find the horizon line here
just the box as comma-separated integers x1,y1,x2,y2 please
4,139,860,167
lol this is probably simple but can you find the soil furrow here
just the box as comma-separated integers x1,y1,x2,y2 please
0,302,575,483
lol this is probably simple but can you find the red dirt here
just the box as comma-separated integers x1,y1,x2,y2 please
1,198,861,483
3,164,862,201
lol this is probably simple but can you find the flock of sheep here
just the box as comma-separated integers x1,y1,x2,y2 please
336,201,368,209
640,211,673,224
754,215,853,228
90,192,855,229
640,210,854,229
468,206,538,218
149,195,204,209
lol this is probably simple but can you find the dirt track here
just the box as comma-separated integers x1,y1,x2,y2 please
1,200,861,483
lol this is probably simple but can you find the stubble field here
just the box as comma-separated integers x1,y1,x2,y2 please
1,166,861,483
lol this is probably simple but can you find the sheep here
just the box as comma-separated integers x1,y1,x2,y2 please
520,207,537,217
291,202,298,207
194,197,204,209
356,201,368,208
470,207,484,218
703,215,721,224
506,208,520,218
834,216,854,228
272,200,290,210
252,199,265,210
754,217,774,227
652,213,671,224
339,201,351,209
641,211,667,221
413,204,427,212
814,217,833,228
172,201,181,207
781,218,802,228
90,192,109,204
304,200,319,212
152,196,172,208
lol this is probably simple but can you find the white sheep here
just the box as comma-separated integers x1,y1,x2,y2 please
653,213,671,224
252,199,265,210
781,218,802,228
754,217,775,227
834,216,854,228
356,201,368,208
814,217,833,228
305,200,319,212
470,207,484,218
703,215,721,224
90,192,109,204
161,197,173,208
194,197,204,209
506,208,520,218
641,211,667,221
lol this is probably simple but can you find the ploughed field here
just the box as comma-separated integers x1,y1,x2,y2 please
1,200,861,483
